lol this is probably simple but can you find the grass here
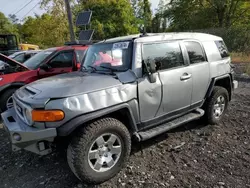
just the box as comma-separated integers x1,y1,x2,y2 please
231,52,250,64
231,53,250,75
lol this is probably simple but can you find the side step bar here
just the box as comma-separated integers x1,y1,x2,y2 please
137,109,205,141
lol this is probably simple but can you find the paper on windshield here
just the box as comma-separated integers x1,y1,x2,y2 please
112,42,129,50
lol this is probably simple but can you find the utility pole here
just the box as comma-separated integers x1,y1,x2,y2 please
64,0,75,41
143,0,147,34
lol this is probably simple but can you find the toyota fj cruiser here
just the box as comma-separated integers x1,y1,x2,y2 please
2,33,238,184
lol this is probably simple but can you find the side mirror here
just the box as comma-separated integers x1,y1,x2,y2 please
40,64,50,71
146,59,156,74
144,59,157,83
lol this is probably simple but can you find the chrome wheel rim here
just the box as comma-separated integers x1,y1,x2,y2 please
88,133,122,172
6,96,14,109
213,95,225,119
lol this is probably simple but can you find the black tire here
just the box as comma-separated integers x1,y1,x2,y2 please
204,86,229,125
0,88,17,112
67,118,131,184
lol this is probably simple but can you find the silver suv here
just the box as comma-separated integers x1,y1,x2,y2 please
2,33,238,184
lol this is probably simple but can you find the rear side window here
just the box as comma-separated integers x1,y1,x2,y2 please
184,41,206,64
143,41,184,70
215,41,230,58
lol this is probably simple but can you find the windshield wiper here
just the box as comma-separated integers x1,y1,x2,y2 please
100,65,119,73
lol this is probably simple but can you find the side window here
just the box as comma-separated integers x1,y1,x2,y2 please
215,41,230,58
48,51,73,68
143,41,184,71
14,53,25,63
184,41,206,64
24,54,31,62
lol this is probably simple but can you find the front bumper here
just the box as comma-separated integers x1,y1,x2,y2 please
1,108,57,155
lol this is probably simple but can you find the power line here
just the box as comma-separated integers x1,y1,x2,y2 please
21,1,41,21
13,0,35,15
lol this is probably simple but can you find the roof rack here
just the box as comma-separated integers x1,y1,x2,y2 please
64,40,100,46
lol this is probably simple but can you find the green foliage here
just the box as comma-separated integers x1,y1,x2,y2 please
74,0,138,40
131,0,152,32
19,0,70,48
20,13,69,49
0,12,18,35
152,0,250,52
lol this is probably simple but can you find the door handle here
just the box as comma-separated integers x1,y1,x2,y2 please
180,73,192,81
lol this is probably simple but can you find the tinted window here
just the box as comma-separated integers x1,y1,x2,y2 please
23,50,55,70
13,53,25,63
143,42,184,70
48,51,73,68
215,41,229,58
184,42,206,64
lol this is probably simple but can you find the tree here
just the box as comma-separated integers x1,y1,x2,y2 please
75,0,138,40
162,0,250,30
131,0,152,32
0,12,18,34
8,14,19,24
20,13,69,48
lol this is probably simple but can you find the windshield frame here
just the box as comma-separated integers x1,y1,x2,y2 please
81,40,133,73
23,49,56,70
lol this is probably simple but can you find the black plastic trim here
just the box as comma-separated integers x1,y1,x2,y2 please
205,74,232,99
0,82,26,93
57,103,138,136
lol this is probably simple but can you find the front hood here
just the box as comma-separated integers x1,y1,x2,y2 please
23,71,123,99
0,53,29,70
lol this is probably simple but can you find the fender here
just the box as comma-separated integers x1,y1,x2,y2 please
0,82,26,94
205,74,232,100
57,103,138,136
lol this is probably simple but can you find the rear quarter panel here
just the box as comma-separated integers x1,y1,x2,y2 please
202,41,231,78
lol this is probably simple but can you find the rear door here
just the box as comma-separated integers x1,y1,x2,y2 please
182,41,210,107
38,50,74,78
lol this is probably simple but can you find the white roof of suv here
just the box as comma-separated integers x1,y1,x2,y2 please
102,32,222,43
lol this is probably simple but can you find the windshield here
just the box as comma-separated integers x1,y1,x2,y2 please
82,41,132,72
23,50,55,70
0,35,18,50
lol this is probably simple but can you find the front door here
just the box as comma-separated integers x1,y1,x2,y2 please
39,50,74,78
139,41,192,127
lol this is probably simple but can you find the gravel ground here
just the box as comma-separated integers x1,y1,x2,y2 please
0,78,250,188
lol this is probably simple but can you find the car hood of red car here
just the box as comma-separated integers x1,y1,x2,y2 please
0,53,29,70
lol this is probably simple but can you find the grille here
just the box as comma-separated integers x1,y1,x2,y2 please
13,96,33,126
13,98,25,123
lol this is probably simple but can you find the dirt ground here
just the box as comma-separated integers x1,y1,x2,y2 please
0,71,250,188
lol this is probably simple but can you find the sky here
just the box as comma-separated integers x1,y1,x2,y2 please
0,0,160,20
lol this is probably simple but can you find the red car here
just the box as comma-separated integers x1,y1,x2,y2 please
0,45,88,112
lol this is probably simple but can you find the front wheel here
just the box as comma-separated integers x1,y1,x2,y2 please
204,86,229,125
0,88,17,112
67,118,131,184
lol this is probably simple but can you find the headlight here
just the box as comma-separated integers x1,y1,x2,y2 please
24,108,33,125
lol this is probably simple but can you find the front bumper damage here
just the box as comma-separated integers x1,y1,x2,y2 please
1,108,57,155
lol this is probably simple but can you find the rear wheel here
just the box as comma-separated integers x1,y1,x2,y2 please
0,88,17,112
67,118,131,184
204,86,229,125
